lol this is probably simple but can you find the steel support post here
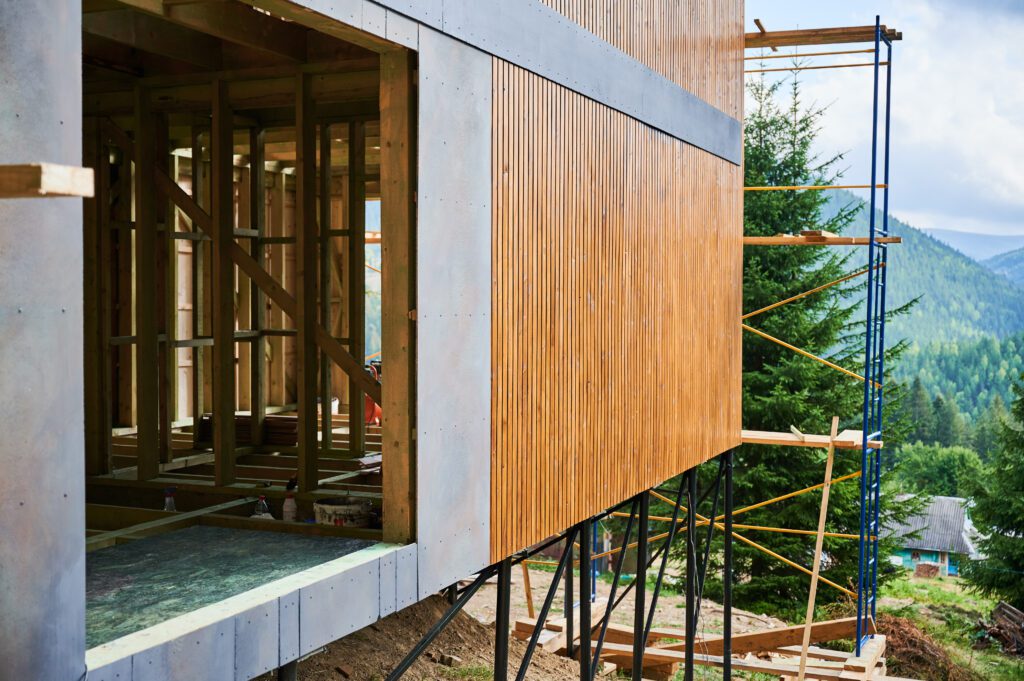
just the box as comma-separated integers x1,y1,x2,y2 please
724,451,734,679
516,527,579,681
565,537,575,659
592,498,638,680
495,558,512,681
278,659,298,681
685,470,697,681
386,569,495,680
579,519,593,679
632,493,649,680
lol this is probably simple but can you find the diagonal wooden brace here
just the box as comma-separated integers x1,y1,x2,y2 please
153,166,382,404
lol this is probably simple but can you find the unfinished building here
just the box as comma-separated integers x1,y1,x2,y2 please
0,1,901,679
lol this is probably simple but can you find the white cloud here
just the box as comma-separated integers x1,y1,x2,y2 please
745,0,1024,236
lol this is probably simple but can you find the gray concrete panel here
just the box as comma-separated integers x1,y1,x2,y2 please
379,550,398,618
278,591,300,665
284,0,740,162
395,544,418,609
415,28,494,597
298,556,381,654
0,2,86,680
234,600,280,680
131,619,234,681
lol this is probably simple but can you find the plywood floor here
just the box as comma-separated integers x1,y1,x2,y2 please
86,526,372,647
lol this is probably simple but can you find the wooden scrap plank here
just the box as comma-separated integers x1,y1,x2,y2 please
742,429,882,450
0,163,94,198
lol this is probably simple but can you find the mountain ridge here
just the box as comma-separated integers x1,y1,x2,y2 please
820,191,1024,344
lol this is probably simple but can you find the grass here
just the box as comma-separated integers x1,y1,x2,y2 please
878,573,1024,680
439,664,494,680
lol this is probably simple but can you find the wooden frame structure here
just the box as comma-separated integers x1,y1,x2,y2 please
80,5,416,548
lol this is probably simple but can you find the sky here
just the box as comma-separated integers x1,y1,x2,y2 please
744,0,1024,237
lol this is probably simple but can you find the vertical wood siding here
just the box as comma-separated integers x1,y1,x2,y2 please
541,0,743,119
490,60,743,561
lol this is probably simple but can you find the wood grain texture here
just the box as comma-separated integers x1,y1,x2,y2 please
490,60,742,561
541,0,743,120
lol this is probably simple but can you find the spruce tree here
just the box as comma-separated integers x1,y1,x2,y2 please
973,395,1007,461
906,376,935,444
682,75,913,617
963,376,1024,608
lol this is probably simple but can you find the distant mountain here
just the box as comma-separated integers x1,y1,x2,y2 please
921,228,1024,261
984,247,1024,287
821,191,1024,344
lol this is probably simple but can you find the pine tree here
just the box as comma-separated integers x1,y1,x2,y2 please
681,75,912,617
933,394,967,447
973,395,1007,462
963,376,1024,608
905,376,935,444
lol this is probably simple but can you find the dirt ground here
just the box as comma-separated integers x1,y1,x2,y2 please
462,565,785,638
267,566,786,681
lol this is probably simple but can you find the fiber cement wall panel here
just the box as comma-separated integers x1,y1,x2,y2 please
0,2,86,680
415,27,493,598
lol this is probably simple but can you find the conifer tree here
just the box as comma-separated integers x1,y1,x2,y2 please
905,376,935,444
681,74,912,617
963,377,1024,608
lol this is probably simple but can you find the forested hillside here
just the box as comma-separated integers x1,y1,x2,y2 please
821,191,1024,343
984,246,1024,287
900,333,1024,422
921,228,1024,261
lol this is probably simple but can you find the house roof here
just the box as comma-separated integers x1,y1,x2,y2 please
885,495,976,555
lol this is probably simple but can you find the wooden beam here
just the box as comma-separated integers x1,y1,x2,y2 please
211,79,237,485
250,128,267,446
135,86,160,480
83,9,222,70
158,2,309,62
347,120,367,455
0,163,94,199
380,49,416,544
295,72,319,493
741,429,882,450
744,235,902,246
745,26,901,49
799,417,841,680
85,497,252,551
659,617,871,656
239,0,394,54
153,167,382,404
190,125,208,449
156,114,175,465
83,120,110,476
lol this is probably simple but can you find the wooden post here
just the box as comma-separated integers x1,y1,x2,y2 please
134,85,159,481
295,73,319,493
212,79,237,485
347,120,366,456
320,123,333,456
114,151,136,429
191,125,207,447
380,48,416,543
83,117,110,476
156,113,174,464
250,127,267,446
797,416,841,680
268,170,287,407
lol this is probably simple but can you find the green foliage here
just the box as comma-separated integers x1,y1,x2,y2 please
963,375,1024,610
679,76,913,619
820,192,1024,344
933,394,970,448
891,443,983,497
985,246,1024,287
899,333,1024,424
906,377,936,444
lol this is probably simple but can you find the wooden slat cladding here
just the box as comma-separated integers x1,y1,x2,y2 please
541,0,743,119
490,61,743,561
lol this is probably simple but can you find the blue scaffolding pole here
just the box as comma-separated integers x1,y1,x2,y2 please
856,15,893,655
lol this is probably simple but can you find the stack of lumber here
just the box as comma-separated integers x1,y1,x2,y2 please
512,613,917,680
